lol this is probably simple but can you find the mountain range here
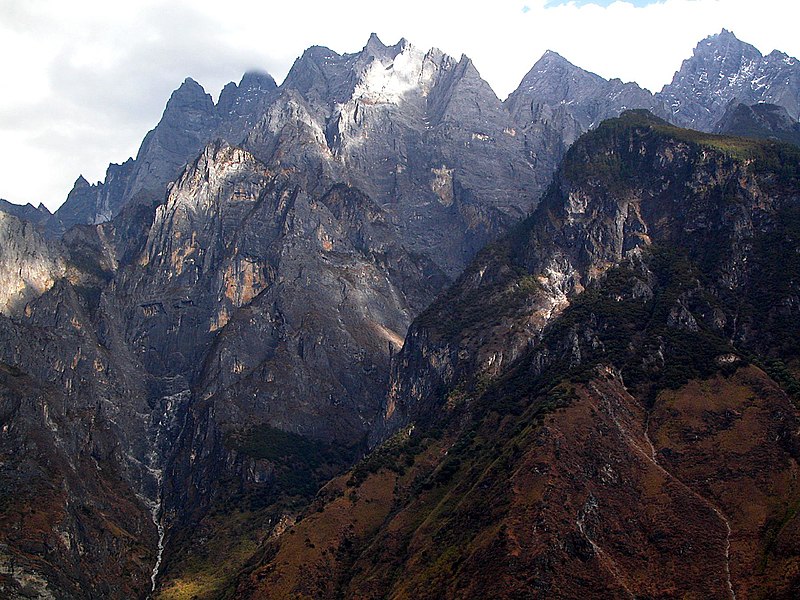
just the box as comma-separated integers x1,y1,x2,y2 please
1,29,799,599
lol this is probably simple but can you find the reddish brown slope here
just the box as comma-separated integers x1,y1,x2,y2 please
232,364,800,599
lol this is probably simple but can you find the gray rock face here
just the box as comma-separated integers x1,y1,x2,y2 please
0,199,51,226
216,71,279,144
0,276,175,599
123,78,221,210
386,110,792,431
50,175,102,233
246,35,541,278
503,50,665,196
44,74,279,239
48,160,136,236
506,50,663,138
3,31,800,599
43,78,219,237
0,212,64,315
89,134,449,579
503,30,800,152
659,29,800,131
715,101,800,146
111,72,277,222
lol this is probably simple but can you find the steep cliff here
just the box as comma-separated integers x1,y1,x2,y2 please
232,111,800,599
0,278,168,598
3,30,800,599
716,101,800,147
45,74,280,237
660,29,800,131
0,213,65,315
245,34,541,278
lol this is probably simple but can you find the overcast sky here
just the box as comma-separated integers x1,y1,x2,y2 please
0,0,797,211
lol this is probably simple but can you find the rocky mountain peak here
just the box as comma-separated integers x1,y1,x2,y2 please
176,76,207,96
281,44,353,107
694,28,762,68
362,32,395,60
455,53,478,75
238,70,277,92
531,49,576,72
45,174,105,235
360,33,412,62
510,51,604,105
505,48,660,145
351,38,443,105
658,29,782,130
424,51,500,124
73,174,91,189
217,70,279,127
162,77,216,119
716,27,740,43
0,199,52,226
281,35,455,114
765,49,797,66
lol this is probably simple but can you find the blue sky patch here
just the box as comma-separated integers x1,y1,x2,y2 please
544,0,664,7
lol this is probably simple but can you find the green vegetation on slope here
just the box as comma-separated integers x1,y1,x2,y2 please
228,424,361,506
578,110,800,187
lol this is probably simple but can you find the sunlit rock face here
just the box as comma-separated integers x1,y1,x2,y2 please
1,31,799,600
247,33,544,278
235,110,800,600
0,212,65,315
44,75,280,238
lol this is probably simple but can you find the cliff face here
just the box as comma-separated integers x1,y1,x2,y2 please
0,278,165,598
44,74,280,238
0,35,545,598
506,49,664,144
388,110,792,429
244,35,542,279
1,30,799,599
232,112,800,599
0,213,65,315
716,101,800,147
660,29,800,131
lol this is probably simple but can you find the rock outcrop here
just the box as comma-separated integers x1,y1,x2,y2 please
2,31,800,599
715,101,800,146
245,34,542,277
45,74,280,237
660,29,800,131
232,112,800,599
0,212,64,315
0,200,51,226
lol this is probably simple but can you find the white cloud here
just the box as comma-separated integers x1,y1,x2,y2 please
0,0,797,211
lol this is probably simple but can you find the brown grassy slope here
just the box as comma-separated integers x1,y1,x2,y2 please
231,363,800,599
